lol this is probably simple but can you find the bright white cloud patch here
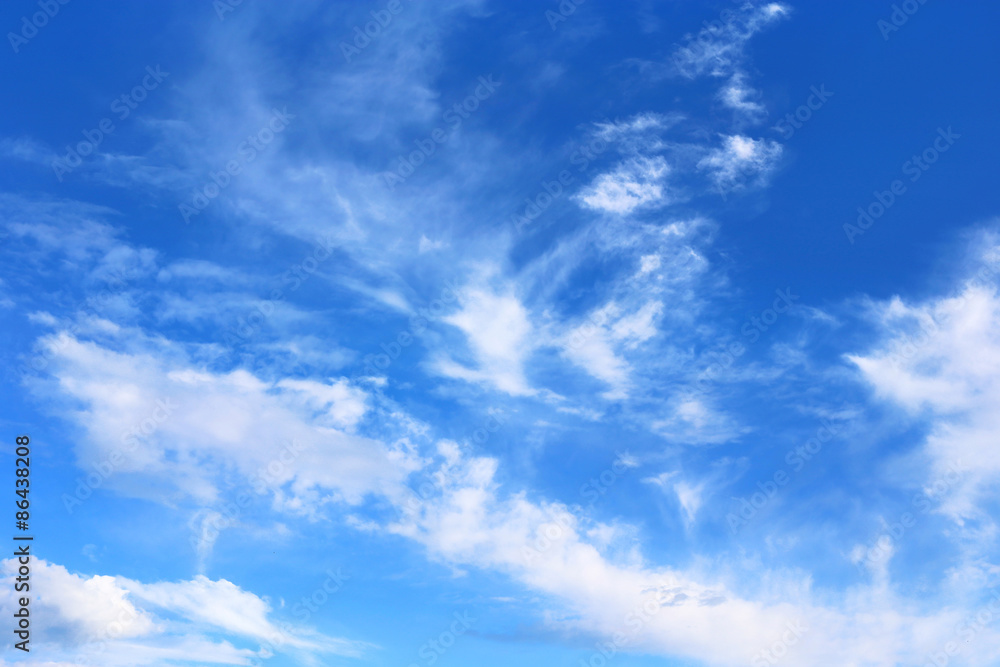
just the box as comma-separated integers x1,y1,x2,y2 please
849,244,1000,526
35,330,421,512
0,559,362,665
437,285,536,395
1,559,155,646
561,301,663,399
578,157,671,215
698,135,783,193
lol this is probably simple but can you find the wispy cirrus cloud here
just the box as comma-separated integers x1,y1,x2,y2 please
435,282,537,396
6,3,999,667
698,134,783,194
670,2,791,79
577,156,672,215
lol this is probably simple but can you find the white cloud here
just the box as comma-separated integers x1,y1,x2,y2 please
275,377,369,430
595,113,681,140
670,2,790,79
639,254,661,274
848,244,1000,526
338,278,413,314
436,285,536,396
0,558,363,665
563,322,631,399
673,480,705,527
120,575,364,655
644,472,705,528
697,135,783,193
386,446,998,666
1,195,155,275
578,156,671,215
652,395,748,445
561,301,663,400
1,559,156,646
156,260,242,284
35,330,421,513
419,235,447,253
0,136,56,165
611,300,663,348
718,72,766,122
592,113,683,154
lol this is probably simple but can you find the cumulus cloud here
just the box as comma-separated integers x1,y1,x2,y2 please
0,559,363,666
1,559,155,647
34,329,421,514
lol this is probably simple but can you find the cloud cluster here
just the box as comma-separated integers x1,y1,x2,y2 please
0,558,363,666
35,329,421,511
849,235,1000,528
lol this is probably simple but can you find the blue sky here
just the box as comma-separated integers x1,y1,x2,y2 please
2,1,1000,665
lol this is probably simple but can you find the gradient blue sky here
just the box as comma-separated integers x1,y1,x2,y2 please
2,1,1000,666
